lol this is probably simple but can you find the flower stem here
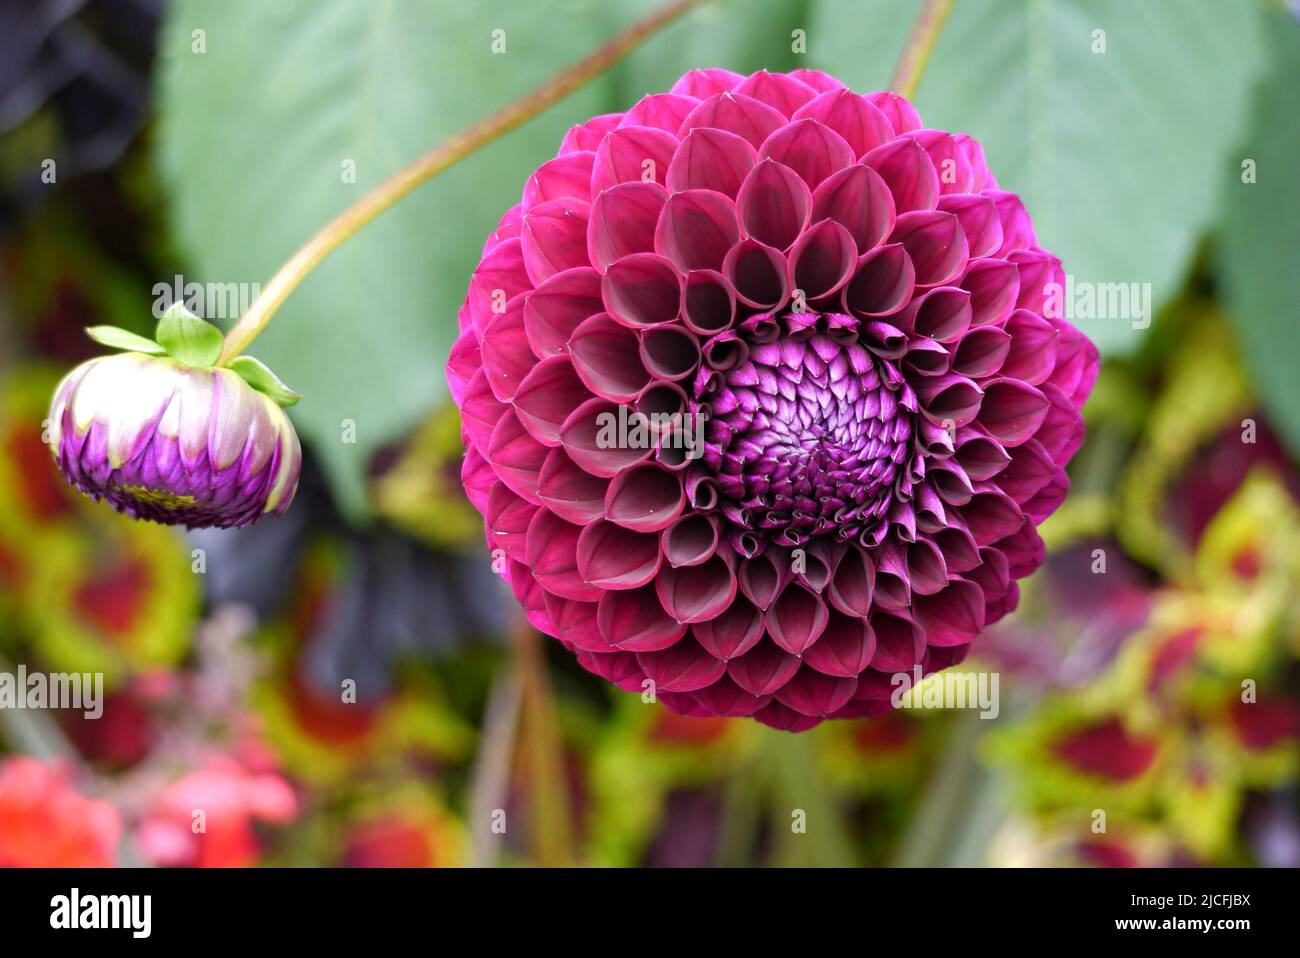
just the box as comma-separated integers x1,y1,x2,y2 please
216,0,708,367
889,0,954,100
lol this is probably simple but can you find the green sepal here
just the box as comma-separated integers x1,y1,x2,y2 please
85,326,166,355
228,355,302,407
155,303,224,367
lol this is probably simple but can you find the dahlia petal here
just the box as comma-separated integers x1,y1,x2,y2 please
766,582,829,654
788,68,846,93
1010,248,1063,314
691,597,764,661
569,313,651,401
906,537,949,595
961,259,1021,328
951,325,1012,379
587,181,668,272
842,243,914,318
907,129,976,195
640,326,701,381
469,238,530,337
915,373,983,428
869,610,925,673
727,640,801,695
723,237,790,310
994,526,1040,579
736,158,812,251
559,397,652,477
998,438,1056,503
811,163,896,254
985,189,1037,254
955,134,994,191
1023,466,1069,524
953,428,1011,481
513,355,592,446
601,253,682,328
788,219,857,301
637,638,728,693
899,286,971,341
793,89,894,158
619,92,699,133
558,113,621,154
576,649,645,689
759,118,855,190
775,668,858,717
523,266,603,357
733,70,818,117
752,700,825,732
670,68,744,99
662,512,720,567
864,137,939,213
598,583,686,651
480,301,534,402
590,125,677,194
903,336,950,377
460,445,494,513
537,445,608,525
447,332,481,404
688,675,771,717
931,523,981,573
827,545,875,617
961,488,1025,545
681,269,736,334
666,127,758,198
914,577,985,646
892,210,969,289
978,378,1050,446
521,198,591,286
526,509,605,601
551,599,610,653
604,462,685,532
803,611,876,677
737,548,788,610
488,408,548,503
576,519,663,590
522,151,595,211
655,189,740,272
486,483,538,562
656,554,737,622
937,193,1003,259
678,91,787,150
864,91,922,133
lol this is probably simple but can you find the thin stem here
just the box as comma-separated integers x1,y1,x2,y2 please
217,0,707,366
889,0,954,100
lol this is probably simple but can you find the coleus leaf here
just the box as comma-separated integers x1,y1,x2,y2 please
228,355,302,407
85,326,166,354
155,303,224,367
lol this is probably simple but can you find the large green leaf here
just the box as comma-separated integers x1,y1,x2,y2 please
1220,11,1300,458
156,0,618,519
811,0,1266,354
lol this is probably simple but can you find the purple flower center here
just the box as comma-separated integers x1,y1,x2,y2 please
690,316,914,554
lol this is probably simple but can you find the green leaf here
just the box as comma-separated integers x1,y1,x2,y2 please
155,0,622,520
85,326,166,355
1220,12,1300,458
228,355,302,407
155,302,224,367
811,0,1267,354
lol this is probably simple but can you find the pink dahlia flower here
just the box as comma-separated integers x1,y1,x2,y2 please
448,68,1097,731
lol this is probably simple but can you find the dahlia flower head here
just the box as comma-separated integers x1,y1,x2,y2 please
448,68,1098,731
48,304,302,529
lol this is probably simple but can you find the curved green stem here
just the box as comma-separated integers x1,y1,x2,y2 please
890,0,954,100
217,0,708,366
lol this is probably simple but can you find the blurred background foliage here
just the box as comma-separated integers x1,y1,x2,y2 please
0,0,1296,867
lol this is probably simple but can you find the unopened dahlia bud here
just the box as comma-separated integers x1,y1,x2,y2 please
48,305,302,529
448,69,1098,730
